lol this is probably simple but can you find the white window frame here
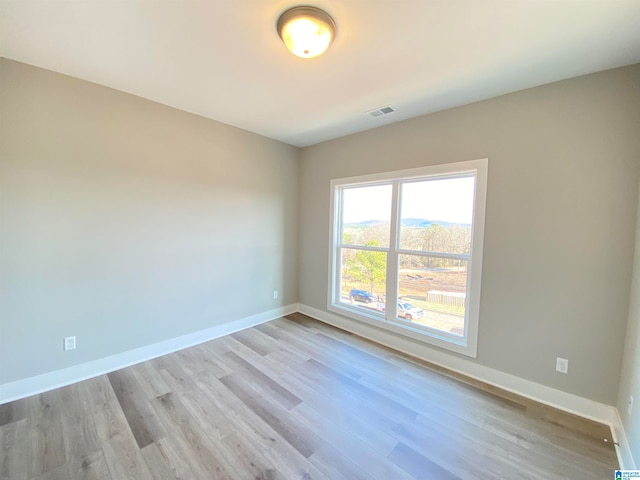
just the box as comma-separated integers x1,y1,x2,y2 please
327,159,488,357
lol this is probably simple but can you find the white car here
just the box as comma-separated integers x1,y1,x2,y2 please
377,301,424,321
398,302,423,321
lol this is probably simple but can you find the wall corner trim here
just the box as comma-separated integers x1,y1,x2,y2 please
612,408,637,470
0,304,298,404
297,303,632,469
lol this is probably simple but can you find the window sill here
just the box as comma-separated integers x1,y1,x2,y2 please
327,302,478,358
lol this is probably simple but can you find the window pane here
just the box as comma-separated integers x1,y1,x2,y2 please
342,185,392,248
397,254,466,336
338,247,387,314
399,177,474,254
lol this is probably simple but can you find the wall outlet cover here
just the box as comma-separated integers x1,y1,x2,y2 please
555,357,569,374
64,336,76,351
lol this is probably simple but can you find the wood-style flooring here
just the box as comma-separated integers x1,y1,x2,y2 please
0,313,618,479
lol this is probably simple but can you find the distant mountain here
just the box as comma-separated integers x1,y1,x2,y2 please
400,218,471,228
347,219,386,226
345,218,471,228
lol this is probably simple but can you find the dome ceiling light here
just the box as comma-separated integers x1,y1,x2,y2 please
277,6,336,59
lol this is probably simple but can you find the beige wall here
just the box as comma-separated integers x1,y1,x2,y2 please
3,56,640,408
0,59,299,384
618,182,640,461
299,64,640,405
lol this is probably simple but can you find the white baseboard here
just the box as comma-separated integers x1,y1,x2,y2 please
0,304,297,405
612,408,636,470
297,303,634,469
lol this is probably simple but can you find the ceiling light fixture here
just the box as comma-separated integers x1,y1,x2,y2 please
277,6,336,59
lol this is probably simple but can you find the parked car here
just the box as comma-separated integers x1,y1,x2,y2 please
398,302,424,321
349,289,376,303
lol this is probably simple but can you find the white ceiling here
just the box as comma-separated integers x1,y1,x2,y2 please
1,1,640,147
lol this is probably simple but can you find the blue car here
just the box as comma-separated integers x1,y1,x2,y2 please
349,289,376,303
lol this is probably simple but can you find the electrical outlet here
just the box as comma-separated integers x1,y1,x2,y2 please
629,395,634,415
64,336,76,351
555,357,569,374
273,290,279,300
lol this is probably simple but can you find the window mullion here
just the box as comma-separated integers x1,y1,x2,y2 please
331,188,343,306
385,181,400,322
337,243,388,253
396,249,470,261
336,187,345,246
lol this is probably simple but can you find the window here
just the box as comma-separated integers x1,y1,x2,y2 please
328,159,487,357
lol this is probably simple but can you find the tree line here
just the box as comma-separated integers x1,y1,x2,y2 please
342,224,470,295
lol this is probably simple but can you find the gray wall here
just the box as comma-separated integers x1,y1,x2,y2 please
3,56,640,408
299,64,640,405
618,183,640,461
0,59,299,384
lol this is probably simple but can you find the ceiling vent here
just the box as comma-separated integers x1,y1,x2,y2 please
367,105,395,117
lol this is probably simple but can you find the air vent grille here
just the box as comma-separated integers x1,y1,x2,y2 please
367,105,395,117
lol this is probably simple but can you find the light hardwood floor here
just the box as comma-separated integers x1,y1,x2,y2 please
0,313,618,479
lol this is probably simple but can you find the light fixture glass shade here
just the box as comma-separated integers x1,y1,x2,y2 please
277,6,336,58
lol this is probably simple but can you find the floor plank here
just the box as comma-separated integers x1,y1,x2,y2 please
0,399,28,427
0,418,29,480
106,371,164,449
27,392,67,478
389,442,462,480
219,373,323,459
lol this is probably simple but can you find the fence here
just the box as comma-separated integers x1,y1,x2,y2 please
427,290,466,307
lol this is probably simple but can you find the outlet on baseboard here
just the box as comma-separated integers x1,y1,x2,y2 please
64,336,76,351
555,357,569,374
273,290,279,300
